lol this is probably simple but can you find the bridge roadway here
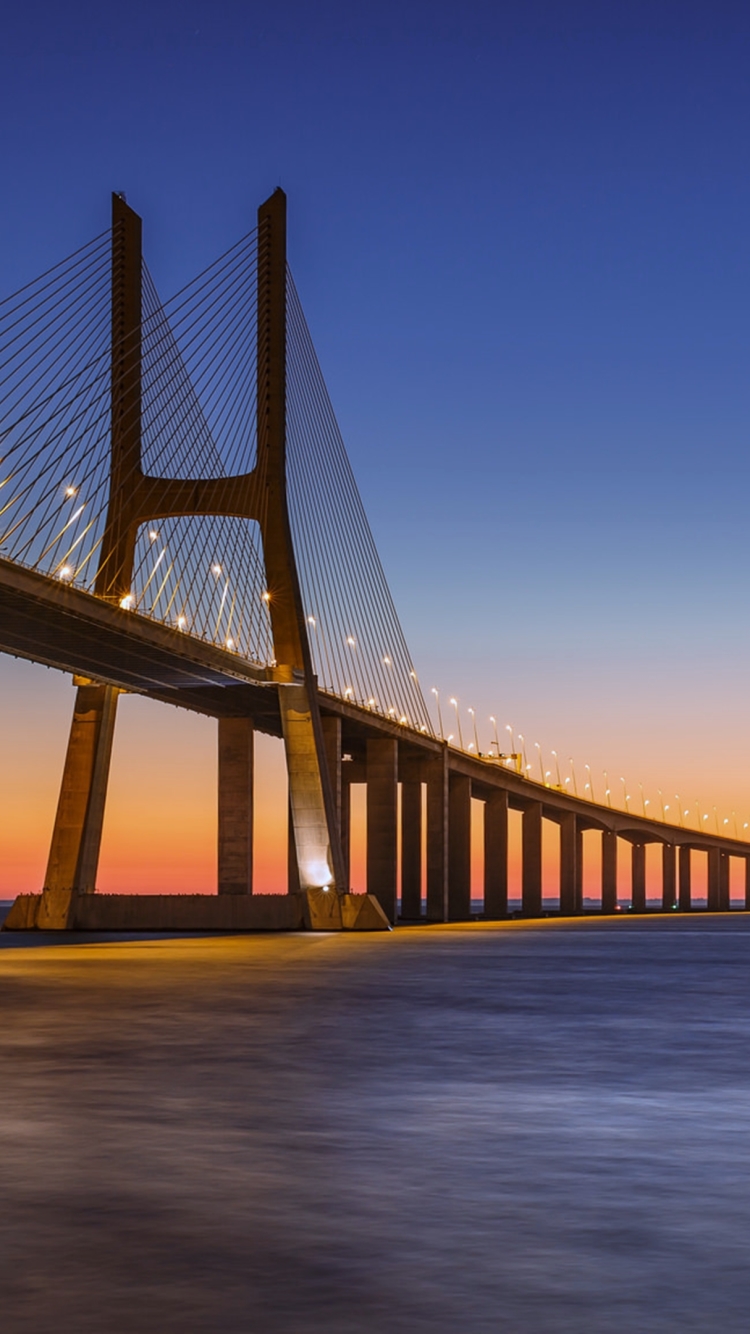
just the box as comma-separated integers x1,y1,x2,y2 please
2,554,748,920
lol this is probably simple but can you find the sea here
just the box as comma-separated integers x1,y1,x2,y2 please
1,910,749,1331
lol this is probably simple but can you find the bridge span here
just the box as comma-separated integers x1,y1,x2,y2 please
0,189,746,929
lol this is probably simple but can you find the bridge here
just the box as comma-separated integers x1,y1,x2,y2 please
2,190,748,931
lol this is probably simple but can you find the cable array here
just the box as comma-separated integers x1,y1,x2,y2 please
0,218,431,722
286,271,431,731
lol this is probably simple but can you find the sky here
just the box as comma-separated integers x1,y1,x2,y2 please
1,0,750,898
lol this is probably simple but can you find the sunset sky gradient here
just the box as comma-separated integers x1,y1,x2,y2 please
2,0,750,899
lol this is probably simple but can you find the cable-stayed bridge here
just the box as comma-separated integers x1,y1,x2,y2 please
1,190,748,931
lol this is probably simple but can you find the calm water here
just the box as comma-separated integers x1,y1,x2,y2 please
1,915,750,1331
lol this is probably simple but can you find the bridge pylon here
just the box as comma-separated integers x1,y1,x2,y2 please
37,189,374,930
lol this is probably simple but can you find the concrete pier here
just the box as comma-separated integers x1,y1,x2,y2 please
484,789,508,919
218,717,254,895
632,842,646,913
366,738,398,922
679,845,691,910
522,802,543,916
400,780,422,919
426,750,449,922
662,842,676,911
602,829,617,913
559,811,578,915
448,774,471,921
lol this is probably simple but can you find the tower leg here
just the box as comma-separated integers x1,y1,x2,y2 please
40,680,119,927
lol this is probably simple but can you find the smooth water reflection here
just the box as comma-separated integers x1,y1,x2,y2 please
1,916,750,1331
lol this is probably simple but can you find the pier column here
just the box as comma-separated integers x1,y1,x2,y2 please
522,801,543,916
426,749,449,921
341,771,352,888
602,829,617,914
707,847,721,911
484,789,508,918
44,681,120,895
288,798,301,893
746,858,750,912
679,845,691,911
400,780,422,919
719,851,730,911
448,774,472,920
662,843,676,911
218,717,254,894
559,811,578,916
366,738,398,923
321,716,342,835
632,842,646,912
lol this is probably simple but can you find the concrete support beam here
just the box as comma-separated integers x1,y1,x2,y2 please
426,749,449,922
522,801,543,916
662,843,676,912
707,847,721,911
746,858,750,913
719,851,730,911
559,811,578,916
602,830,617,914
679,845,691,911
448,774,471,921
218,716,254,894
400,780,422,920
484,789,508,919
44,681,120,894
366,738,398,923
632,843,646,912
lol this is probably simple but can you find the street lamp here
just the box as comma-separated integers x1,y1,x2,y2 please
468,707,480,753
620,778,630,814
585,764,595,803
604,770,611,808
569,758,578,797
449,697,464,750
551,750,562,788
534,741,545,784
490,716,501,755
431,688,444,739
517,733,528,772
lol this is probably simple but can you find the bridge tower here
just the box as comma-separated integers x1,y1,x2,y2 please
39,190,347,928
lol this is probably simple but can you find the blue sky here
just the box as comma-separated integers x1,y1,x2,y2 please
2,0,750,888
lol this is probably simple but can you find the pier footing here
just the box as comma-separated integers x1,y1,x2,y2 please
2,890,390,933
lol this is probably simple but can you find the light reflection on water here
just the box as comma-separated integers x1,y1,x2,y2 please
1,915,750,1332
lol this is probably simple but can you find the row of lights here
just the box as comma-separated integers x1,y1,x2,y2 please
56,491,264,643
429,689,748,839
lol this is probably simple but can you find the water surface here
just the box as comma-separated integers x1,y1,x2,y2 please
1,915,749,1332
